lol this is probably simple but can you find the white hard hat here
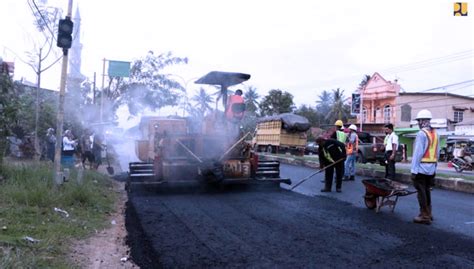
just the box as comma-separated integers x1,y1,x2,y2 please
415,109,432,120
348,124,357,131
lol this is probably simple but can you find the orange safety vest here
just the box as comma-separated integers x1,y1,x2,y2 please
346,133,359,155
225,95,245,121
421,129,438,163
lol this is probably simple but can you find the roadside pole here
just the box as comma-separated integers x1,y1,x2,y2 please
360,89,363,132
100,58,106,123
34,48,42,161
92,72,96,104
53,0,73,186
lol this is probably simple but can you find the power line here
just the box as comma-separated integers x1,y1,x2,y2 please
381,50,473,73
406,79,474,93
311,49,474,90
29,0,57,42
383,54,473,75
359,78,474,92
26,0,49,42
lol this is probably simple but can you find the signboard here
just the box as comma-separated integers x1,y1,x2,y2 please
108,60,131,77
351,93,361,115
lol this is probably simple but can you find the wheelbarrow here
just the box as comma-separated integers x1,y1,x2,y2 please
362,178,417,213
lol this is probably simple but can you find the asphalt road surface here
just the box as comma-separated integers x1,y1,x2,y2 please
124,167,474,268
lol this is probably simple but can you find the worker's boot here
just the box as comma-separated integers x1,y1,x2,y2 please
413,208,431,225
349,175,355,181
342,176,350,181
428,205,434,221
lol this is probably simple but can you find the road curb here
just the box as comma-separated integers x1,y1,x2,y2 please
262,155,474,194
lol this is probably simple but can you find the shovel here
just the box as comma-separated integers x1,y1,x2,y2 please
290,158,345,190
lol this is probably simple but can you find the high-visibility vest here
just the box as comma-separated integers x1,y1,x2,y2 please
346,133,359,155
225,95,245,120
421,129,438,163
322,148,335,163
336,130,346,143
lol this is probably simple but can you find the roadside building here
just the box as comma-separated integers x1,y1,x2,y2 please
454,119,474,136
355,72,399,137
355,73,474,132
0,58,15,77
353,72,474,159
395,92,474,130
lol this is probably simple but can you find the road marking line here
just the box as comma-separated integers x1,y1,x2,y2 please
465,221,474,225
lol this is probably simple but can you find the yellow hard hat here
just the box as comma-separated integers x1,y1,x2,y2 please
334,120,343,127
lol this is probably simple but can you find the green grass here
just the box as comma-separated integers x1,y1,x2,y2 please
0,162,116,268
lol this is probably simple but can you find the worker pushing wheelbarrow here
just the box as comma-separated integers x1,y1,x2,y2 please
362,178,417,213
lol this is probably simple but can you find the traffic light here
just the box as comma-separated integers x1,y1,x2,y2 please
57,17,74,49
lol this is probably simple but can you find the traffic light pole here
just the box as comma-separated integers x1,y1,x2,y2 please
53,0,73,186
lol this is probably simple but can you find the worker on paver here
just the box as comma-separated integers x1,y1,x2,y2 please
225,89,245,122
383,123,399,180
331,120,347,143
411,109,439,225
316,136,347,193
343,124,358,181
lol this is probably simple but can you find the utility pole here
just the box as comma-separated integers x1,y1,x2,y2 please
100,58,106,123
34,47,42,161
93,72,96,104
360,89,363,132
53,0,73,186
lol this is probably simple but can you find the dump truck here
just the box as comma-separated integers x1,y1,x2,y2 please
253,113,310,156
127,71,291,188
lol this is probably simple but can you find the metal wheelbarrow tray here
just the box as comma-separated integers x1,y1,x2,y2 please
362,178,417,213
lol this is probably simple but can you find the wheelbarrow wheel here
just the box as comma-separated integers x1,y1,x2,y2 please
364,194,377,210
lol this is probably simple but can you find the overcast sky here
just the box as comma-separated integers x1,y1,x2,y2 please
1,0,473,108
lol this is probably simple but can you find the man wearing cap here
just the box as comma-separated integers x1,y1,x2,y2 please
343,124,358,181
316,136,347,192
411,109,439,225
383,123,399,180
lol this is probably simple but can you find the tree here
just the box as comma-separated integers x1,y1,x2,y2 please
259,89,295,116
316,90,331,115
106,51,188,118
315,90,332,126
295,105,318,126
191,88,214,117
326,88,352,124
26,1,63,159
359,74,371,89
0,68,17,163
243,86,260,114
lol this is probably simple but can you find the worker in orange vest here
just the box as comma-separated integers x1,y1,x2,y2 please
225,89,245,122
343,124,358,181
411,109,439,225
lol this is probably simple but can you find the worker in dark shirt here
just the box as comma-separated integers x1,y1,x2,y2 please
316,136,347,192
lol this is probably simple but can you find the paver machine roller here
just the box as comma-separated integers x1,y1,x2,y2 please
128,71,291,187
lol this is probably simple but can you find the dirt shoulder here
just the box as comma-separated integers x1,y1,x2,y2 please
69,171,137,269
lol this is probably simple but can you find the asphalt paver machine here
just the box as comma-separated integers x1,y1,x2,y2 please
128,71,291,187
